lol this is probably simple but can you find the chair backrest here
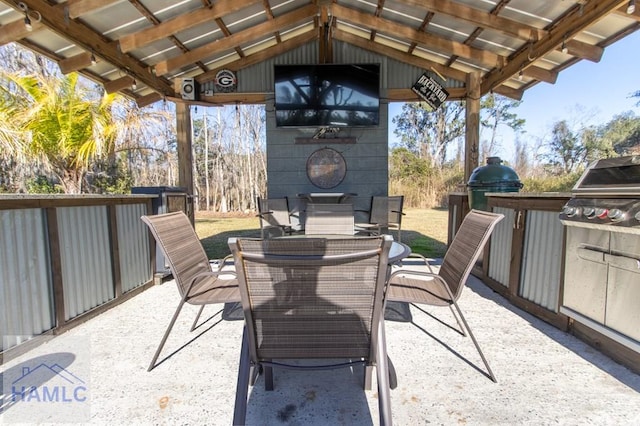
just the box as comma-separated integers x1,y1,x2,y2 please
257,197,291,227
304,203,355,235
369,196,404,227
229,235,393,361
439,209,504,300
257,197,292,238
141,211,211,298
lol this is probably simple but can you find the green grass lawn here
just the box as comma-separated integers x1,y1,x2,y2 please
195,208,449,260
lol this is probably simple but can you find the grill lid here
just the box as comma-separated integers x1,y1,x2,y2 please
573,155,640,195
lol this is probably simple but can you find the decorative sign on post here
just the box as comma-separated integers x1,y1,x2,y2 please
411,73,449,110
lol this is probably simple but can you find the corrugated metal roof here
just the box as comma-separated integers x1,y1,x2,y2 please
0,0,637,106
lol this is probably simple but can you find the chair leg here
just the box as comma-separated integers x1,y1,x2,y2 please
148,299,187,372
452,300,497,383
264,365,274,391
233,327,251,426
190,305,206,332
376,319,393,426
364,365,373,390
448,305,467,337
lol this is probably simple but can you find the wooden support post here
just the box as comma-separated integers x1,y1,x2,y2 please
465,71,481,183
176,102,194,223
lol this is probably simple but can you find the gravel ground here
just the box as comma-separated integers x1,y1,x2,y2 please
2,266,639,425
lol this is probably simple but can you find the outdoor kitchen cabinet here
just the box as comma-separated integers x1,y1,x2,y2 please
481,192,571,330
561,224,640,350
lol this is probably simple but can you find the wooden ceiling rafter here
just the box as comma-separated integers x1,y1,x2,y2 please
332,29,468,89
153,4,318,76
2,0,175,97
262,1,283,45
117,0,261,53
405,11,434,55
196,29,317,84
126,0,210,73
481,0,629,95
0,17,44,45
444,0,511,69
332,4,505,69
401,0,547,41
67,0,119,19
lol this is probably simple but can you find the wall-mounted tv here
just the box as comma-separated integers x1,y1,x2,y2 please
274,63,380,128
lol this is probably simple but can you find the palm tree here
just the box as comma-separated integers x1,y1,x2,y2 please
0,72,117,193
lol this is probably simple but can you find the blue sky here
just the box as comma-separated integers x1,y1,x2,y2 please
388,30,640,162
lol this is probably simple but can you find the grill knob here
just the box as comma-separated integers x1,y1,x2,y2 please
563,206,579,217
595,208,608,219
608,209,625,222
583,207,596,218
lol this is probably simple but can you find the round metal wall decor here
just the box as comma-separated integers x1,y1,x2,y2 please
306,148,347,189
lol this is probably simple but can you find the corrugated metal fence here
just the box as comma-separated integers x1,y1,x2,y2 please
0,196,154,355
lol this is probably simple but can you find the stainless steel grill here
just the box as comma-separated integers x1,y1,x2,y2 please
559,155,640,352
559,155,640,232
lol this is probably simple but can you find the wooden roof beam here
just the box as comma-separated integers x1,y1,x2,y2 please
333,28,468,83
0,17,44,45
196,29,317,84
7,0,175,97
104,75,135,94
136,92,163,108
481,0,628,95
67,0,120,19
58,51,97,74
522,66,558,84
118,0,262,53
562,38,604,62
400,0,547,41
332,4,504,69
154,5,317,76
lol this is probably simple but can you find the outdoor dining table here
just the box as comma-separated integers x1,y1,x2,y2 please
297,192,357,204
275,234,410,265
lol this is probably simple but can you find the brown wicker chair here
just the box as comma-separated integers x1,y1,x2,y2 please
141,211,240,371
387,209,504,382
229,235,394,425
355,196,405,242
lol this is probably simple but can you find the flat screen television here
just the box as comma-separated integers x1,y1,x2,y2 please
274,63,380,128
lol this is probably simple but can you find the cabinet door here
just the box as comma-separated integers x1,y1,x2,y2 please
605,233,640,341
563,226,609,323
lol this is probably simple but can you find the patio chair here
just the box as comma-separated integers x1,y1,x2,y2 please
386,209,504,382
257,196,301,238
229,235,395,425
304,203,355,235
355,196,405,242
141,211,240,372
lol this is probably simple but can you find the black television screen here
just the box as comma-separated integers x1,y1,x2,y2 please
274,64,380,127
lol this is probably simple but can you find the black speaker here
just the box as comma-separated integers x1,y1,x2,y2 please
181,78,199,101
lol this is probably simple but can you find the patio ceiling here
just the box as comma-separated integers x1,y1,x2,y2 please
0,0,638,107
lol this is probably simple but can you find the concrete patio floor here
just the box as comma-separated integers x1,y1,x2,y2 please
2,262,639,425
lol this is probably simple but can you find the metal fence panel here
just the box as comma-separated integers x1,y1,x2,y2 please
116,204,152,293
57,206,114,320
1,209,54,351
519,210,564,312
487,207,515,288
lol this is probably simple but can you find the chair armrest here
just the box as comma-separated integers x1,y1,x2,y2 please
390,210,406,216
397,252,435,273
388,268,438,282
